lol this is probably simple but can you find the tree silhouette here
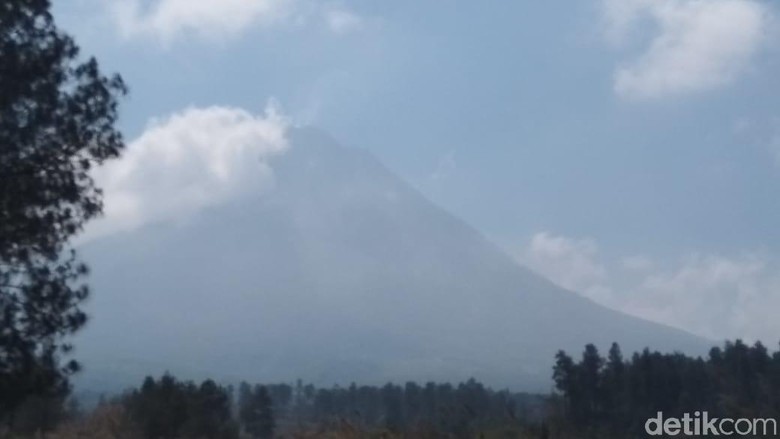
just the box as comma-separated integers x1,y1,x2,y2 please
125,375,237,439
551,340,780,437
239,383,275,438
0,0,126,419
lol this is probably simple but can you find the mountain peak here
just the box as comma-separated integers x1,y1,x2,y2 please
76,129,708,392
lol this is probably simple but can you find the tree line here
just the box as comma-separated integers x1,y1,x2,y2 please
551,340,780,438
4,374,546,438
265,378,544,436
9,340,780,437
120,375,545,438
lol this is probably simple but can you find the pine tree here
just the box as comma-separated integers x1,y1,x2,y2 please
239,384,275,439
552,350,578,416
0,0,126,419
602,343,627,431
579,344,603,414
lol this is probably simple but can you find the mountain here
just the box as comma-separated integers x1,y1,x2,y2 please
75,128,709,392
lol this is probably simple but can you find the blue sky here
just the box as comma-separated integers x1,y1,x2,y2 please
55,0,780,343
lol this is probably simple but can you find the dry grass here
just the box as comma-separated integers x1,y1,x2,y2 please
3,411,546,439
5,405,141,439
276,420,539,439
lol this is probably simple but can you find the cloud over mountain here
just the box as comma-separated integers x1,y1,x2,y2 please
518,232,780,342
86,104,289,241
77,129,708,391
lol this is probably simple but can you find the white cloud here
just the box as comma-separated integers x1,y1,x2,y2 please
324,6,364,35
85,104,289,240
625,254,768,340
522,232,613,303
110,0,365,43
112,0,293,43
518,232,780,342
602,0,771,99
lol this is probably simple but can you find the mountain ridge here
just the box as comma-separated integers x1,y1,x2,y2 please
75,127,710,392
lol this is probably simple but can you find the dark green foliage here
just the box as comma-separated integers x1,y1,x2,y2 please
123,374,238,439
238,382,275,438
0,0,126,420
5,394,66,434
262,378,545,437
117,375,543,438
382,383,405,432
552,340,780,437
265,383,292,420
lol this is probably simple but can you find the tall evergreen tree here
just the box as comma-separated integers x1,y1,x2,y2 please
0,0,126,419
551,340,780,437
125,375,236,439
552,350,578,416
579,344,603,415
239,383,275,439
183,380,236,439
602,343,626,423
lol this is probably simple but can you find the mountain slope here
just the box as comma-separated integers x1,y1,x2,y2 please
75,128,709,392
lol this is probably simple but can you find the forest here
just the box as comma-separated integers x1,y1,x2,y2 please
2,339,780,438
